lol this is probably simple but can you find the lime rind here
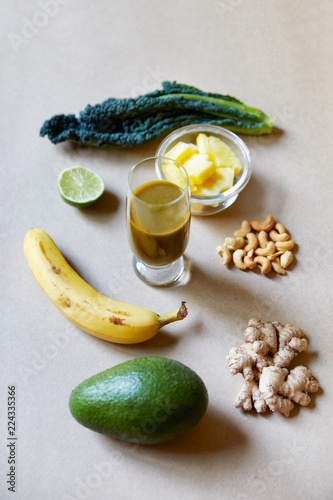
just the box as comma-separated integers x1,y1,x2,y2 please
57,166,105,207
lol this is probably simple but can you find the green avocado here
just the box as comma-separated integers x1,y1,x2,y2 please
69,356,208,445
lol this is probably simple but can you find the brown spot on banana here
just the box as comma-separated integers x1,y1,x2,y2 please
39,242,61,273
109,316,125,325
60,297,71,308
107,309,131,317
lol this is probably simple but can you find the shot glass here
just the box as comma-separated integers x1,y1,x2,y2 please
126,156,191,286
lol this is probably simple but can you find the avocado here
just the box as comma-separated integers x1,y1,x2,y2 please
69,356,208,444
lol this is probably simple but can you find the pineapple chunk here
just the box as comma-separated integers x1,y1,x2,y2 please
162,162,188,191
197,133,242,177
193,167,235,196
183,153,215,186
208,136,242,176
165,141,198,165
196,133,211,155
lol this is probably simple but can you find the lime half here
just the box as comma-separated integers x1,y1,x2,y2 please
57,166,105,207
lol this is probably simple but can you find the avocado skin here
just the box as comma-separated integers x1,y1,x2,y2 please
69,356,208,444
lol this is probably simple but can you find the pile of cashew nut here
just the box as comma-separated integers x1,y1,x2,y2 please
216,215,295,275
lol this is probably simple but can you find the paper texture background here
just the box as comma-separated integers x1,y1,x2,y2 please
1,1,333,499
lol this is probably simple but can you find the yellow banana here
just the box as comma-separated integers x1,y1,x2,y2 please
24,228,187,344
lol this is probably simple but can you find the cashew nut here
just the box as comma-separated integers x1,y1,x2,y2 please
250,215,275,232
276,240,295,251
258,231,270,249
217,244,231,265
234,220,252,238
254,256,272,274
225,236,245,251
244,255,257,270
244,232,258,253
217,216,295,276
255,241,276,256
269,230,290,242
267,251,284,262
280,251,294,269
233,249,247,270
275,222,287,234
271,257,286,275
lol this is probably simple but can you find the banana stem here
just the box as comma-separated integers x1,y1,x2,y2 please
158,301,188,328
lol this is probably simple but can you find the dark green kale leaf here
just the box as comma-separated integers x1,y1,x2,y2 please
40,82,272,148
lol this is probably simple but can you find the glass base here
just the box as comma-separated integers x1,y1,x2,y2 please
132,256,185,287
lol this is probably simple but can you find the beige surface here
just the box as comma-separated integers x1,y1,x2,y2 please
2,1,333,499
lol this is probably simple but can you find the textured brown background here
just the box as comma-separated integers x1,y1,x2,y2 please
2,1,333,499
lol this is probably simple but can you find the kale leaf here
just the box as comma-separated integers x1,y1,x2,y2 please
40,82,272,148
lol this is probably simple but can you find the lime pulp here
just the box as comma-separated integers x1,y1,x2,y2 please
57,166,104,207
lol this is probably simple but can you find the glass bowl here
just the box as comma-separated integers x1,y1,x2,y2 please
156,124,251,216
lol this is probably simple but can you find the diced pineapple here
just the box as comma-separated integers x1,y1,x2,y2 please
183,153,215,186
162,133,242,196
196,133,211,155
165,141,198,165
208,136,242,176
193,167,235,196
230,157,242,177
162,162,188,191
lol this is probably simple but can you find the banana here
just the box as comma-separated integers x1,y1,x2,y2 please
24,228,187,344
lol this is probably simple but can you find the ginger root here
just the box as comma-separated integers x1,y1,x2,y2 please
245,317,278,355
226,318,319,417
273,323,308,367
235,379,267,414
